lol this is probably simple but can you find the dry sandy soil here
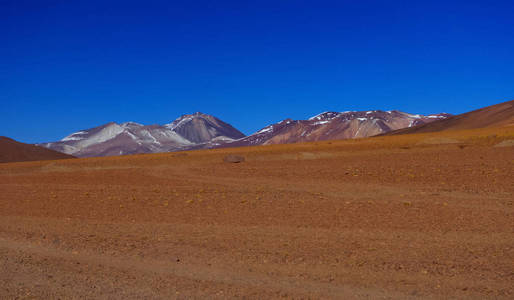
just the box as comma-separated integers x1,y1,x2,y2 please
1,127,513,299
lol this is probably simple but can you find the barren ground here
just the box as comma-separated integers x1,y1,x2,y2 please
1,128,513,299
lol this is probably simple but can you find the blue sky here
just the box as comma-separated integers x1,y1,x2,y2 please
1,0,513,143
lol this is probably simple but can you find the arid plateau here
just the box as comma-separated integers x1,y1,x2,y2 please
1,124,513,299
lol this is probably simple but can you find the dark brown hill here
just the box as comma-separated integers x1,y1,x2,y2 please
387,100,514,135
0,136,75,163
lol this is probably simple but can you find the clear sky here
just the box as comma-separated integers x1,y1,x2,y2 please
1,0,513,143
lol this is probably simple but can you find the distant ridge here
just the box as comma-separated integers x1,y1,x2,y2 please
0,136,75,163
34,100,512,157
220,110,451,148
386,100,514,135
38,109,453,157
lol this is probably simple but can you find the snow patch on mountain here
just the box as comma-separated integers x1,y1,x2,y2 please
309,112,341,121
313,120,330,125
41,112,245,157
165,117,193,130
72,123,125,149
61,131,87,142
257,126,273,134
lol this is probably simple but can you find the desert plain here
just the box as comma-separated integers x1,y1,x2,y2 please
1,128,513,299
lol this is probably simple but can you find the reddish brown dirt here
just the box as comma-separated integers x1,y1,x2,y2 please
0,136,75,163
1,128,513,299
389,99,514,135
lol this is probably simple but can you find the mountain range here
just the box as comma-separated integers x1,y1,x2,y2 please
39,110,451,157
39,113,245,157
2,100,512,162
224,110,450,148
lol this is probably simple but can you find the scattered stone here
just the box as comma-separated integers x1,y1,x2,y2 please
223,154,245,163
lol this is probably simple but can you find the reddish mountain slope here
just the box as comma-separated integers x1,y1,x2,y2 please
388,100,514,135
224,110,450,148
0,137,75,163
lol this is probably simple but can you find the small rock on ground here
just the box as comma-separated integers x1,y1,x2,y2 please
223,155,245,163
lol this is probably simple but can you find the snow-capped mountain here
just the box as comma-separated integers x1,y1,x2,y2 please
164,112,246,144
40,113,244,157
40,110,451,157
220,110,451,148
